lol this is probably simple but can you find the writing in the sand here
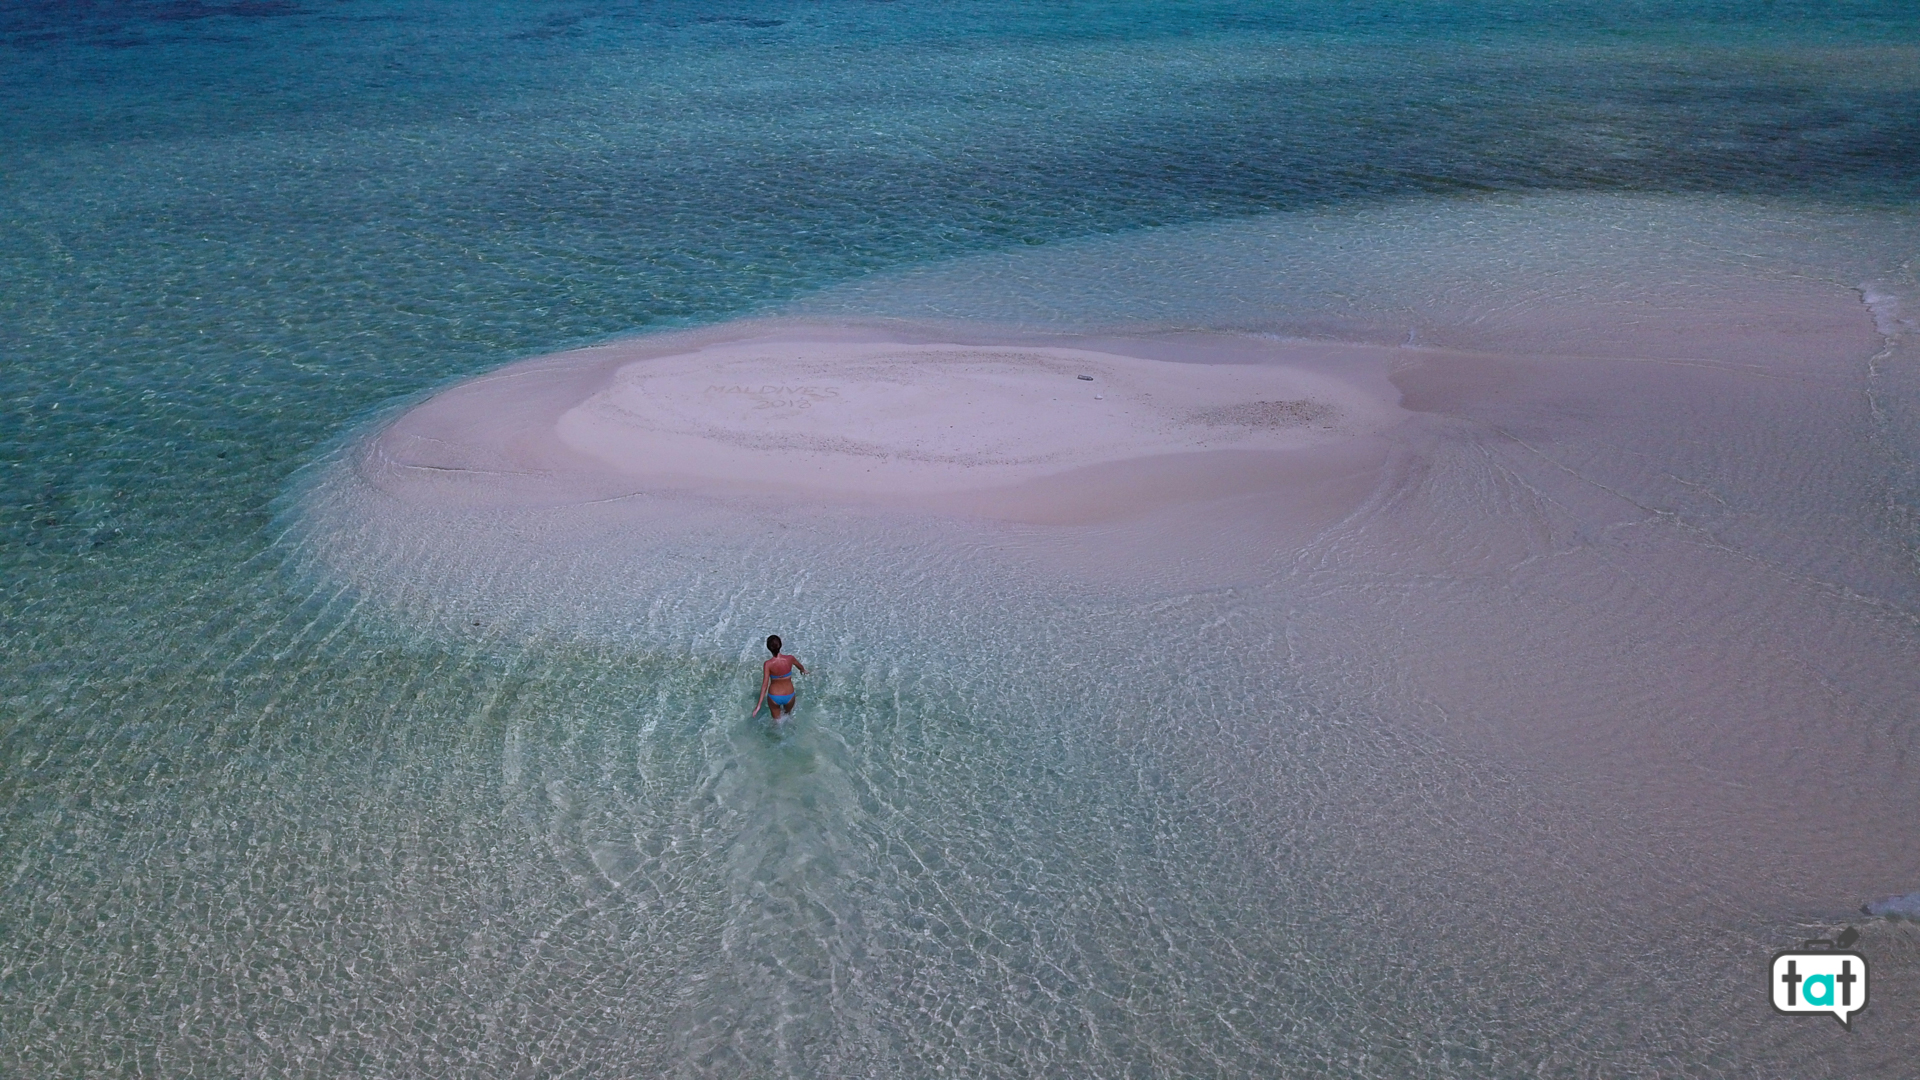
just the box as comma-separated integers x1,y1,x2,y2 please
707,384,841,410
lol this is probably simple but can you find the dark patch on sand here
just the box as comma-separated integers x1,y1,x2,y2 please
1188,399,1335,427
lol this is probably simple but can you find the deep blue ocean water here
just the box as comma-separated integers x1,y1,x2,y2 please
4,3,1919,1076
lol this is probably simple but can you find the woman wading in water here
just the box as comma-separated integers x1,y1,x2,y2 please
752,635,806,724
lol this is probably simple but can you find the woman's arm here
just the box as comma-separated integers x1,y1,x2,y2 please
751,667,770,717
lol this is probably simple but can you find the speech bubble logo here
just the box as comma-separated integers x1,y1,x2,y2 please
1771,951,1869,1028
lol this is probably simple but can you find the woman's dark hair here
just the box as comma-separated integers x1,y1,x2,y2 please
766,635,782,655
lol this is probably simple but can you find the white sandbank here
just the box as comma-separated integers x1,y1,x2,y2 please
305,199,1920,941
362,321,1405,524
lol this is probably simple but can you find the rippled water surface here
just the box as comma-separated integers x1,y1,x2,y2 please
4,3,1919,1077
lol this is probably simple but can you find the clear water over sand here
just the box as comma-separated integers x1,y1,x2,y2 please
4,4,1920,1077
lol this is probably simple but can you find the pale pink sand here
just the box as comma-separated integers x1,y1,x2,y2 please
362,321,1406,524
322,294,1919,924
296,205,1920,1059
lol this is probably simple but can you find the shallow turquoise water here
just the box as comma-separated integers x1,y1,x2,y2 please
4,3,1919,1076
